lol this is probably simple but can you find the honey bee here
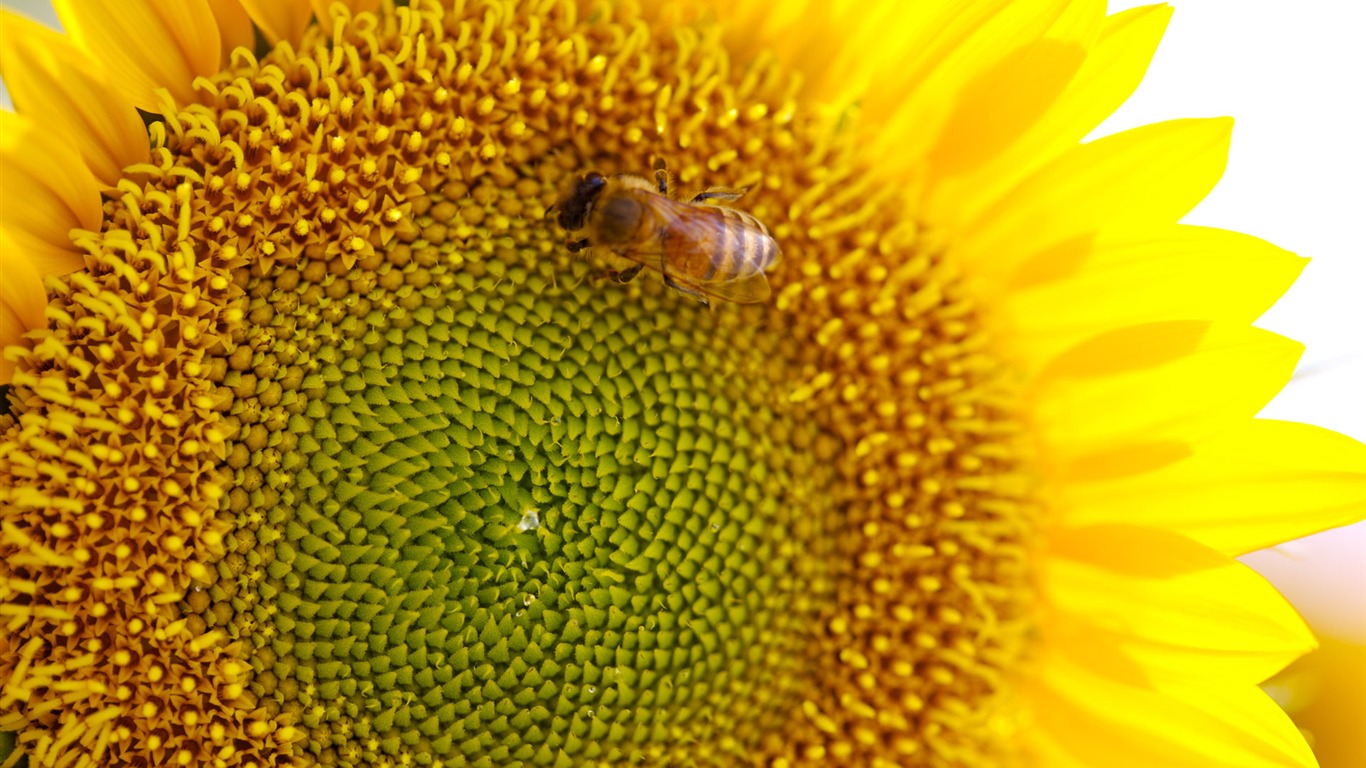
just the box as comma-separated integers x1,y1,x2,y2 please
555,159,780,305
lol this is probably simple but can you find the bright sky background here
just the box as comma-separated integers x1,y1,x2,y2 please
2,1,1363,632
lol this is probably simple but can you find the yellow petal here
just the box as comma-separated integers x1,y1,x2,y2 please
1040,0,1108,42
1045,525,1315,686
237,0,313,45
698,0,1018,107
923,37,1087,178
929,4,1173,226
0,235,46,385
1033,323,1302,460
1062,420,1366,555
1030,654,1320,767
697,0,1107,193
1001,225,1306,370
867,0,1076,176
922,0,1107,179
1027,730,1097,768
1266,635,1366,767
956,117,1233,276
0,11,148,188
206,0,257,67
54,0,222,111
0,113,100,276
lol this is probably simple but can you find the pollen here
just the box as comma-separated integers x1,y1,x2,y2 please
1,2,1030,767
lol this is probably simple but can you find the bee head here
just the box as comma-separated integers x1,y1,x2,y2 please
556,172,607,231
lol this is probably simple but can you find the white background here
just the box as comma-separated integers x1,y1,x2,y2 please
2,0,1363,632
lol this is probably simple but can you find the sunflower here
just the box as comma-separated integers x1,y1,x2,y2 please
2,0,1364,766
1266,633,1366,767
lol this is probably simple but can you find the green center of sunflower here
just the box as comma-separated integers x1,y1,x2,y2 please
205,171,846,764
13,2,1033,766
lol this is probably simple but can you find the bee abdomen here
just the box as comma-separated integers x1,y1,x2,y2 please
706,207,778,280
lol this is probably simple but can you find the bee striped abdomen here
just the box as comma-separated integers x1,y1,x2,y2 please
702,206,778,282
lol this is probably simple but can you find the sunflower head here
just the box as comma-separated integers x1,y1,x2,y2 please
2,1,1364,767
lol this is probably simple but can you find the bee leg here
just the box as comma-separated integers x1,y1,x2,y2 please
589,263,644,285
663,274,709,307
613,263,645,283
565,238,591,253
653,157,670,197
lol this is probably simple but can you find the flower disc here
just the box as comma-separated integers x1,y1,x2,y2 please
216,166,858,764
3,3,1032,766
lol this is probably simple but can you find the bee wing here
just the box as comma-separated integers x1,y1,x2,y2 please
686,271,772,304
630,191,777,304
610,247,669,273
625,192,694,270
599,244,772,304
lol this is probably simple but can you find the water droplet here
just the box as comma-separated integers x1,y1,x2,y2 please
587,685,596,694
517,507,540,532
523,593,536,606
710,523,720,532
